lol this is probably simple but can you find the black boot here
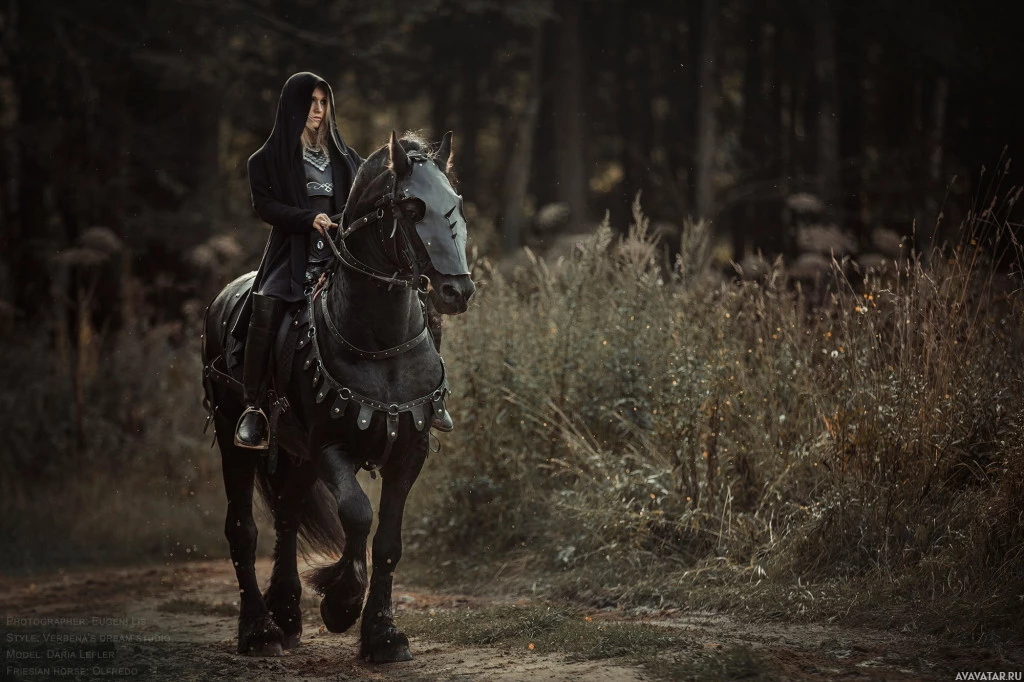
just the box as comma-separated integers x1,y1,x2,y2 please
425,305,454,432
235,293,286,450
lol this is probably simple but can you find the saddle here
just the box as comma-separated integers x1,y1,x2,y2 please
203,281,453,476
203,293,312,473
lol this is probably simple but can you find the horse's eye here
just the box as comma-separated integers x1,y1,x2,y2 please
402,199,425,222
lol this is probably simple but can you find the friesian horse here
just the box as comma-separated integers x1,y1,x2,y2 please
201,132,474,661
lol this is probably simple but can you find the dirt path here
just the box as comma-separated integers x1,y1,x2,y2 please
1,559,1019,681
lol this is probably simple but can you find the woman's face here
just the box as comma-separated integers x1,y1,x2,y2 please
306,87,329,132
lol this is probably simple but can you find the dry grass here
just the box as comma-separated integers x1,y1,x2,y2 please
408,192,1024,640
0,319,231,572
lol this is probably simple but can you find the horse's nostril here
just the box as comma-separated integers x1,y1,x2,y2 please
440,283,459,301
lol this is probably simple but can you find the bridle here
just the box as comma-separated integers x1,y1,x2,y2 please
324,151,435,294
313,151,442,364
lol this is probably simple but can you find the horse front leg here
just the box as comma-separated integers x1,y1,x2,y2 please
217,419,284,656
360,435,428,663
307,443,371,634
263,454,317,649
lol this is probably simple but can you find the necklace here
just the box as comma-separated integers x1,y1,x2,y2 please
303,146,330,172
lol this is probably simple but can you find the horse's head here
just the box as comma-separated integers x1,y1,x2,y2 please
340,132,476,315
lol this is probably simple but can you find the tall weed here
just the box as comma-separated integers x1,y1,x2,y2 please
413,195,1024,621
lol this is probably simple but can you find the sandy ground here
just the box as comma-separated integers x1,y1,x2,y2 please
1,559,1021,681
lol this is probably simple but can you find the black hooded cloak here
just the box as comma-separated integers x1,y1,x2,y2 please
231,72,362,342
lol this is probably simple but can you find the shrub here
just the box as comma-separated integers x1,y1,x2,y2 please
412,195,1024,621
0,316,225,570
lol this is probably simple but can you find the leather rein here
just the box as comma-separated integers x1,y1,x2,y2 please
324,156,432,294
315,155,434,363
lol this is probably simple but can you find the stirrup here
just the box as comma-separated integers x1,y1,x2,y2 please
234,406,270,450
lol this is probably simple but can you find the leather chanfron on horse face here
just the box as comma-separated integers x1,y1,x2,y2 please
399,160,470,276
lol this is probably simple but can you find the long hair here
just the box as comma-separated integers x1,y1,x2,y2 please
301,90,331,153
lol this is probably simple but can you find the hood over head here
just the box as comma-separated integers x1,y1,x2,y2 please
247,72,358,221
264,71,347,157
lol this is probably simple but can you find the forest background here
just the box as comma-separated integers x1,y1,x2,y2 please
1,0,1023,650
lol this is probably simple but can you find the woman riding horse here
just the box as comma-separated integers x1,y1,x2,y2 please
203,131,475,662
235,72,451,450
233,71,362,450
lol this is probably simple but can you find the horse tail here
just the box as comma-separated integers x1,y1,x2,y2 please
253,465,345,559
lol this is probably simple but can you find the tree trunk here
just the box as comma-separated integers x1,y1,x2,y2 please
552,0,587,229
837,12,866,246
614,7,654,229
14,2,51,313
739,7,765,166
812,0,840,211
430,71,452,144
455,51,481,202
775,0,793,194
921,75,948,265
500,27,544,254
661,9,693,219
736,3,766,259
0,0,20,306
694,0,719,221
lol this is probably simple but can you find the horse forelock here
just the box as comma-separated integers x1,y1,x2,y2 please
344,135,448,226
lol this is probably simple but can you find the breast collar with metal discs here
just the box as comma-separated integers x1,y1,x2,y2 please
303,282,450,470
297,150,453,469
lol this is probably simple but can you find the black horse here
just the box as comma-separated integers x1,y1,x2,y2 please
201,132,475,661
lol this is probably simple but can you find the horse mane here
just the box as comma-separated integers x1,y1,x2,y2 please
344,133,452,227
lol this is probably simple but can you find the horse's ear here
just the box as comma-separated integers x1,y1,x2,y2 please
389,131,410,176
435,131,453,173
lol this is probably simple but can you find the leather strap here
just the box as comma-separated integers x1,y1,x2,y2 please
312,357,449,415
205,356,242,392
342,207,384,239
266,392,290,474
335,236,413,289
319,288,429,361
332,171,418,289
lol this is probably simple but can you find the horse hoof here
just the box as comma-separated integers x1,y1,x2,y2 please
238,613,286,656
365,642,413,663
320,592,362,633
362,630,413,663
264,582,302,649
244,640,284,657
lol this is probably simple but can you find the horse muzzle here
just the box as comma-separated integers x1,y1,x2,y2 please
431,274,475,314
